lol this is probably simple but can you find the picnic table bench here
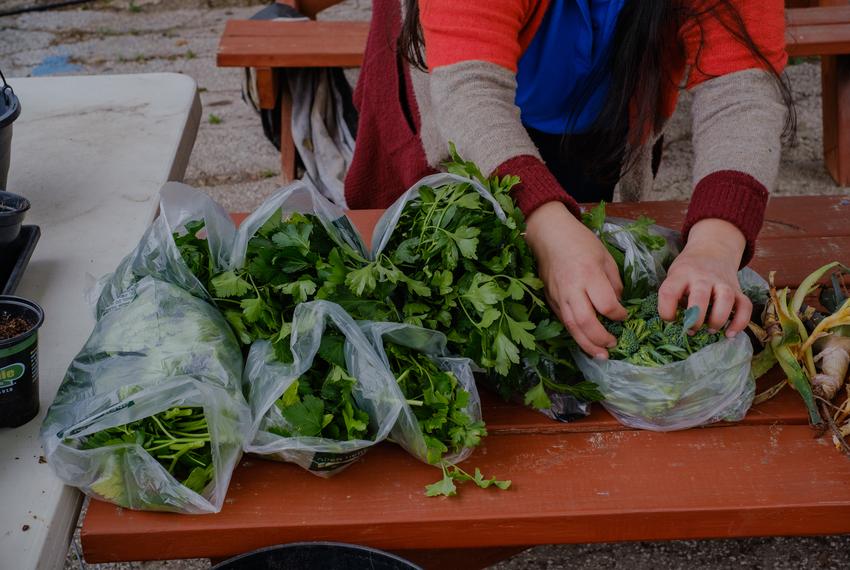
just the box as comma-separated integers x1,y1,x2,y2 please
81,195,850,569
217,1,850,187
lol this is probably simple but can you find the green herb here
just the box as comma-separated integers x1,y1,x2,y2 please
347,145,601,408
385,342,486,464
425,463,511,497
269,330,371,441
74,407,214,503
204,211,381,362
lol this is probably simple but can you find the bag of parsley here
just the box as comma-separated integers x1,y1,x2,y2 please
244,300,403,476
41,277,251,513
359,161,601,421
358,321,485,465
93,183,236,316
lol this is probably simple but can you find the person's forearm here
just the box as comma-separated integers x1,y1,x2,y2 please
684,68,787,264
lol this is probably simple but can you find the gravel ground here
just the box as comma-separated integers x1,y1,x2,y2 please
2,1,848,569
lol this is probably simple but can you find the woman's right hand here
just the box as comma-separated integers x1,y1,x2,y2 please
524,201,628,359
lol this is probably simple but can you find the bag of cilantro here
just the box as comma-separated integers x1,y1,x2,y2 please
244,300,403,476
93,183,236,316
41,277,251,513
358,321,485,465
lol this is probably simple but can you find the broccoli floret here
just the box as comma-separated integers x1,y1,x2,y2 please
661,322,687,349
602,318,624,338
636,292,660,320
612,328,640,358
690,327,723,351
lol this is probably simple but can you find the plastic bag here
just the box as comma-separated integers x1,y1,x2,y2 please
358,321,482,465
93,183,235,317
592,216,680,300
370,172,507,258
41,277,251,513
244,300,402,476
230,180,367,270
571,333,755,431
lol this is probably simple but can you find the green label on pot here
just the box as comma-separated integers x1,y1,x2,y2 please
0,363,25,388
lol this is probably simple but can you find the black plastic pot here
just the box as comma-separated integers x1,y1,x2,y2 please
0,69,21,190
0,296,44,428
211,542,422,570
0,191,30,246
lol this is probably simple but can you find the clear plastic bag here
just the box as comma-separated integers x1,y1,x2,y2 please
93,183,236,317
370,173,506,258
244,300,403,476
594,217,680,300
41,277,251,513
358,321,482,465
230,180,367,270
571,333,755,431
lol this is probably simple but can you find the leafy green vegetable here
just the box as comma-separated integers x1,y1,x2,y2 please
604,298,723,367
425,463,511,497
75,407,214,498
385,342,486,464
346,145,601,408
269,330,372,441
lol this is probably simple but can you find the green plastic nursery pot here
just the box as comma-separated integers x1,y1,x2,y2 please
0,296,44,428
211,542,422,570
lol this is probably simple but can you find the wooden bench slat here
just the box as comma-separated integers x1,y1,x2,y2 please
482,368,812,435
82,424,850,563
787,23,850,57
786,5,850,27
217,21,369,68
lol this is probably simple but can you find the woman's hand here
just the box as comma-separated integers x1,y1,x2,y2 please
658,218,752,336
525,202,628,359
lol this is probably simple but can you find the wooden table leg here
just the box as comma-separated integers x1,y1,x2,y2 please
821,53,850,186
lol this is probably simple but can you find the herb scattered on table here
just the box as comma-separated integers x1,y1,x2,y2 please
425,463,511,497
269,330,371,441
74,407,214,503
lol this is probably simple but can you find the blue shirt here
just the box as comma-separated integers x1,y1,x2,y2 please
516,0,626,134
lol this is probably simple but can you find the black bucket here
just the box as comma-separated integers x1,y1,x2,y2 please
0,191,31,246
0,69,21,191
211,542,422,570
0,296,44,428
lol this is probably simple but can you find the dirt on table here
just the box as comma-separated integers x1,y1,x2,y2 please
0,312,33,340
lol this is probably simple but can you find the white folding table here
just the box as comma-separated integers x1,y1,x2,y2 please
0,73,201,570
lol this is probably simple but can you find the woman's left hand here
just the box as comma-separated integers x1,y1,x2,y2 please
657,218,752,336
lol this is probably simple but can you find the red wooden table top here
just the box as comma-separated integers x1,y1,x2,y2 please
82,196,850,565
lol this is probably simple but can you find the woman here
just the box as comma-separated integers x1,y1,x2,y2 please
344,0,791,359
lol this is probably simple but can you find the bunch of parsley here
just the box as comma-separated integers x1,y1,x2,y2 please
385,342,486,464
344,147,601,410
269,330,371,441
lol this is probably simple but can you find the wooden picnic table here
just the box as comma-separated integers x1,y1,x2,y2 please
81,195,850,569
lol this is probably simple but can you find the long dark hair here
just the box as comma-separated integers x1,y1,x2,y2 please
399,0,795,183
